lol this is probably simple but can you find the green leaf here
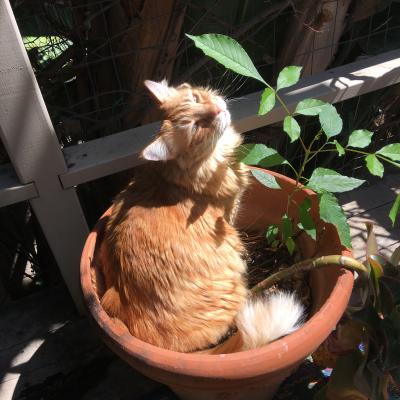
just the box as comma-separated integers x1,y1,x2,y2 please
186,34,266,84
239,144,287,167
389,193,400,227
281,214,295,254
276,66,302,91
319,192,352,248
334,140,345,156
295,98,326,116
283,116,301,142
348,129,374,148
297,198,316,240
258,88,276,115
281,214,293,240
266,225,279,245
308,168,365,193
365,154,384,177
319,104,343,138
285,237,296,255
251,169,280,189
377,143,400,161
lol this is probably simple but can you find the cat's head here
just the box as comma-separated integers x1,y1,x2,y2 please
141,80,234,163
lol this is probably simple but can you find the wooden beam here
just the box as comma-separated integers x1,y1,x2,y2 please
0,164,37,207
0,0,88,311
61,49,400,188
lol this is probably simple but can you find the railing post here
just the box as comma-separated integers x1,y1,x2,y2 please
0,0,88,311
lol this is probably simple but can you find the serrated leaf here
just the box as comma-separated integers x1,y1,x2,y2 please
308,168,365,193
258,88,276,115
319,104,343,138
276,66,302,91
348,129,374,148
365,154,384,177
297,198,316,240
239,144,287,167
283,116,301,142
295,98,327,116
186,34,266,84
376,143,400,161
334,140,345,156
319,192,352,248
251,169,280,189
266,225,279,245
389,193,400,227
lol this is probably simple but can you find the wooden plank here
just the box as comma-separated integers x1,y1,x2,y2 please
0,163,37,207
348,203,400,260
339,173,400,218
0,0,88,310
61,49,400,188
0,288,160,400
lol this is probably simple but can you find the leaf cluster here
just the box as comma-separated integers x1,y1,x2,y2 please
187,33,400,251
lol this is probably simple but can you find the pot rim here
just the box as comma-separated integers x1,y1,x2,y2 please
80,168,353,381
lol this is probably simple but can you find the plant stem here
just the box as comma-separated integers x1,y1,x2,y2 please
250,255,369,294
265,83,308,152
306,140,328,163
309,147,400,170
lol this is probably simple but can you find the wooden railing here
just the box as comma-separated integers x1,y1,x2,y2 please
1,0,400,310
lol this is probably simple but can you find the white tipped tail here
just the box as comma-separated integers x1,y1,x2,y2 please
236,292,304,350
203,291,304,354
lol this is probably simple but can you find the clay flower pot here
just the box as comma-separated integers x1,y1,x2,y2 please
80,168,354,400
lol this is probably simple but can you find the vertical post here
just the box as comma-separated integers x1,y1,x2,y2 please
0,0,88,311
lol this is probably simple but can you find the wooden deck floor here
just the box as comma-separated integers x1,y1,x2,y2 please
1,173,399,400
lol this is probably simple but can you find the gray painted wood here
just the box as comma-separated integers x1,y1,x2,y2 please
61,49,400,188
0,164,37,207
0,0,88,310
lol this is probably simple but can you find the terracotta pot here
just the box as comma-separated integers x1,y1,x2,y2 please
80,168,353,400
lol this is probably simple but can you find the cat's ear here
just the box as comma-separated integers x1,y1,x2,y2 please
144,79,175,103
141,136,174,161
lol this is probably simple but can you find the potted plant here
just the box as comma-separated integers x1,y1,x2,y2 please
80,34,400,399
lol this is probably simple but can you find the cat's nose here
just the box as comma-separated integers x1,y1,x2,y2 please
214,105,223,114
215,98,227,112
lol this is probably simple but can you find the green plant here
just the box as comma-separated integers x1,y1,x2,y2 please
186,33,400,252
313,224,400,400
186,33,400,398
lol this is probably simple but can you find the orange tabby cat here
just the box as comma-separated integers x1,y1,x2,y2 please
100,80,303,353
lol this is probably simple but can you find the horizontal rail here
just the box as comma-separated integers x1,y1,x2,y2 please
61,49,400,189
0,164,37,207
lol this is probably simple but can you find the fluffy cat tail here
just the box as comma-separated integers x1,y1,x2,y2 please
206,292,304,354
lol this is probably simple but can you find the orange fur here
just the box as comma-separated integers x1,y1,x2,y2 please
100,81,304,353
100,80,250,352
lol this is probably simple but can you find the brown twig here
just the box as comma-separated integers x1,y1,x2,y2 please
251,255,369,295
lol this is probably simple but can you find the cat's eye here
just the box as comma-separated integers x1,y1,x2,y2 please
192,122,198,132
192,93,199,103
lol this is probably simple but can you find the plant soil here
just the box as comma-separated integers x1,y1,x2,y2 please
244,234,312,317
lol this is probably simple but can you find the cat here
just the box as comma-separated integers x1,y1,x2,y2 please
99,79,304,353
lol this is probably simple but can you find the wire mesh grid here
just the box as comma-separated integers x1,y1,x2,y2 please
7,0,400,153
